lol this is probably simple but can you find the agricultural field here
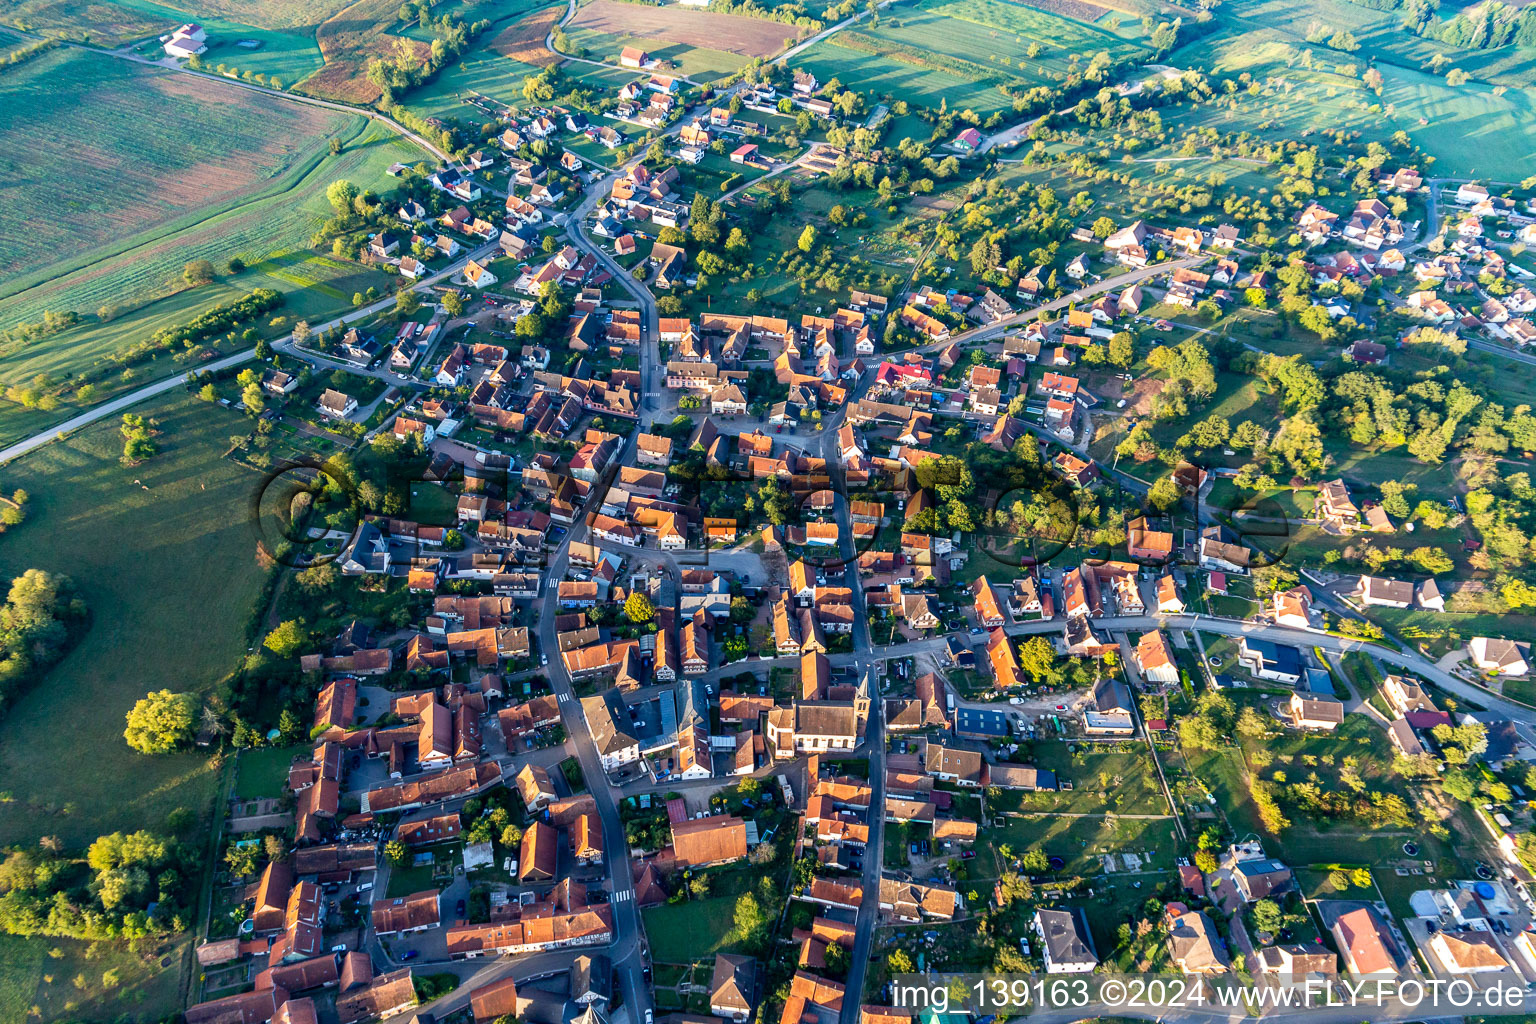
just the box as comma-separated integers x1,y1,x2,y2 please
561,0,798,80
489,3,563,66
863,0,1151,89
1165,28,1536,178
0,46,362,318
401,1,567,122
793,36,1015,114
0,0,167,44
0,391,263,851
1218,0,1536,90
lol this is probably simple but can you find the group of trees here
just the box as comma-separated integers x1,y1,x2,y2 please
0,824,194,941
0,570,86,720
119,413,157,466
366,12,493,106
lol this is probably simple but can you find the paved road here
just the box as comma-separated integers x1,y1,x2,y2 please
525,161,673,1024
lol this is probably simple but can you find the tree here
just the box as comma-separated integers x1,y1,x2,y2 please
442,292,465,316
797,224,817,253
225,842,260,878
385,839,408,866
624,591,655,623
1148,474,1182,512
732,892,766,947
1194,849,1218,873
395,289,421,317
297,562,337,592
327,179,360,215
888,950,915,975
264,619,307,658
1251,898,1282,934
1018,636,1055,683
120,413,157,465
183,260,216,286
123,690,197,754
1108,331,1134,369
1021,848,1050,873
1442,769,1476,802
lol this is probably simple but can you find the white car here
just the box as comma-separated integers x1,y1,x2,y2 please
541,654,548,666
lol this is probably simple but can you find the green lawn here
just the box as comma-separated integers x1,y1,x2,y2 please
0,391,265,848
984,813,1181,877
235,744,306,800
642,897,740,962
107,0,328,82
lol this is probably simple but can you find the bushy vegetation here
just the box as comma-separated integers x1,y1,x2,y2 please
0,570,86,719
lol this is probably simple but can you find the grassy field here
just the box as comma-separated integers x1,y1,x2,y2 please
1219,0,1536,90
1165,29,1536,178
561,25,753,81
794,35,1015,114
0,391,265,849
0,46,359,305
0,0,168,44
235,744,306,800
401,3,564,123
865,0,1149,89
103,0,328,81
1180,715,1470,871
0,933,187,1024
642,896,739,962
984,812,1180,877
987,742,1170,815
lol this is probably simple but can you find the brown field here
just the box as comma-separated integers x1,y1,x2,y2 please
491,5,563,66
567,0,797,56
300,0,431,103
